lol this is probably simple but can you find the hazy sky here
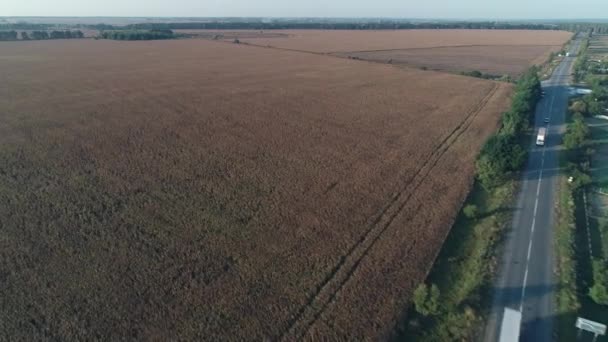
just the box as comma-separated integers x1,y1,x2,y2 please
3,0,608,19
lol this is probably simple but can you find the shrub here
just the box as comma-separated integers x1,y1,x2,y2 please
590,259,608,305
463,204,479,220
413,283,441,316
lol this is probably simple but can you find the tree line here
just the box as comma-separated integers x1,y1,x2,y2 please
573,38,590,82
122,21,560,31
5,20,608,33
0,30,84,41
100,30,175,41
476,67,542,189
0,31,18,41
565,81,608,305
558,22,608,34
0,23,52,30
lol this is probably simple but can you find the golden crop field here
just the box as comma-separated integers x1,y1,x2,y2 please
0,37,513,340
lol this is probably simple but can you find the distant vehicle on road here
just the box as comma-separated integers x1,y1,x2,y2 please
536,127,547,146
544,117,550,124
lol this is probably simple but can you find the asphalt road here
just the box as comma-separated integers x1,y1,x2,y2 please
484,36,583,342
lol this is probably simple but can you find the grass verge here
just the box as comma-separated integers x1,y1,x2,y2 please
554,177,581,342
397,180,516,341
553,108,608,341
398,66,542,340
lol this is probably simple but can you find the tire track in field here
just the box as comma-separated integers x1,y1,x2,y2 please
279,82,502,341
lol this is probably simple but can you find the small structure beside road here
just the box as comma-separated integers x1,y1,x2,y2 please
575,317,606,342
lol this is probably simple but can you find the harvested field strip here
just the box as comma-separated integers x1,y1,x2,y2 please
281,83,502,340
333,45,563,77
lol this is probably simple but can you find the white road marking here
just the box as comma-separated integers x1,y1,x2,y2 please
519,91,555,312
583,192,593,257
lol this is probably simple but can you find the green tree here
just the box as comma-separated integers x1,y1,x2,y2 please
476,134,526,189
50,30,66,39
563,114,590,150
570,100,587,115
0,30,18,41
31,31,49,40
586,99,604,116
567,163,592,190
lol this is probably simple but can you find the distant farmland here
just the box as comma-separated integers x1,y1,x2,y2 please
223,29,572,76
334,44,560,77
0,38,512,340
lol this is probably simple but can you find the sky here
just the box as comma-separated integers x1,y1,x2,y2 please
3,0,608,19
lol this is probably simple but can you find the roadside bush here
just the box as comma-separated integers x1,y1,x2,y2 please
590,259,608,305
413,284,441,316
463,204,479,220
477,134,527,189
566,163,592,190
476,66,540,189
569,100,587,115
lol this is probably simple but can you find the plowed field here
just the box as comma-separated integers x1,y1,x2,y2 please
234,29,571,53
232,29,571,76
334,44,562,77
0,38,511,340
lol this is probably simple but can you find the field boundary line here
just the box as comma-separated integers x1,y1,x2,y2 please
329,44,564,55
205,37,331,57
279,82,503,340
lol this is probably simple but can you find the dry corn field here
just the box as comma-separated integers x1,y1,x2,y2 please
0,37,514,340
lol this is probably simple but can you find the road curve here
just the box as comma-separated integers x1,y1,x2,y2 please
483,36,583,342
